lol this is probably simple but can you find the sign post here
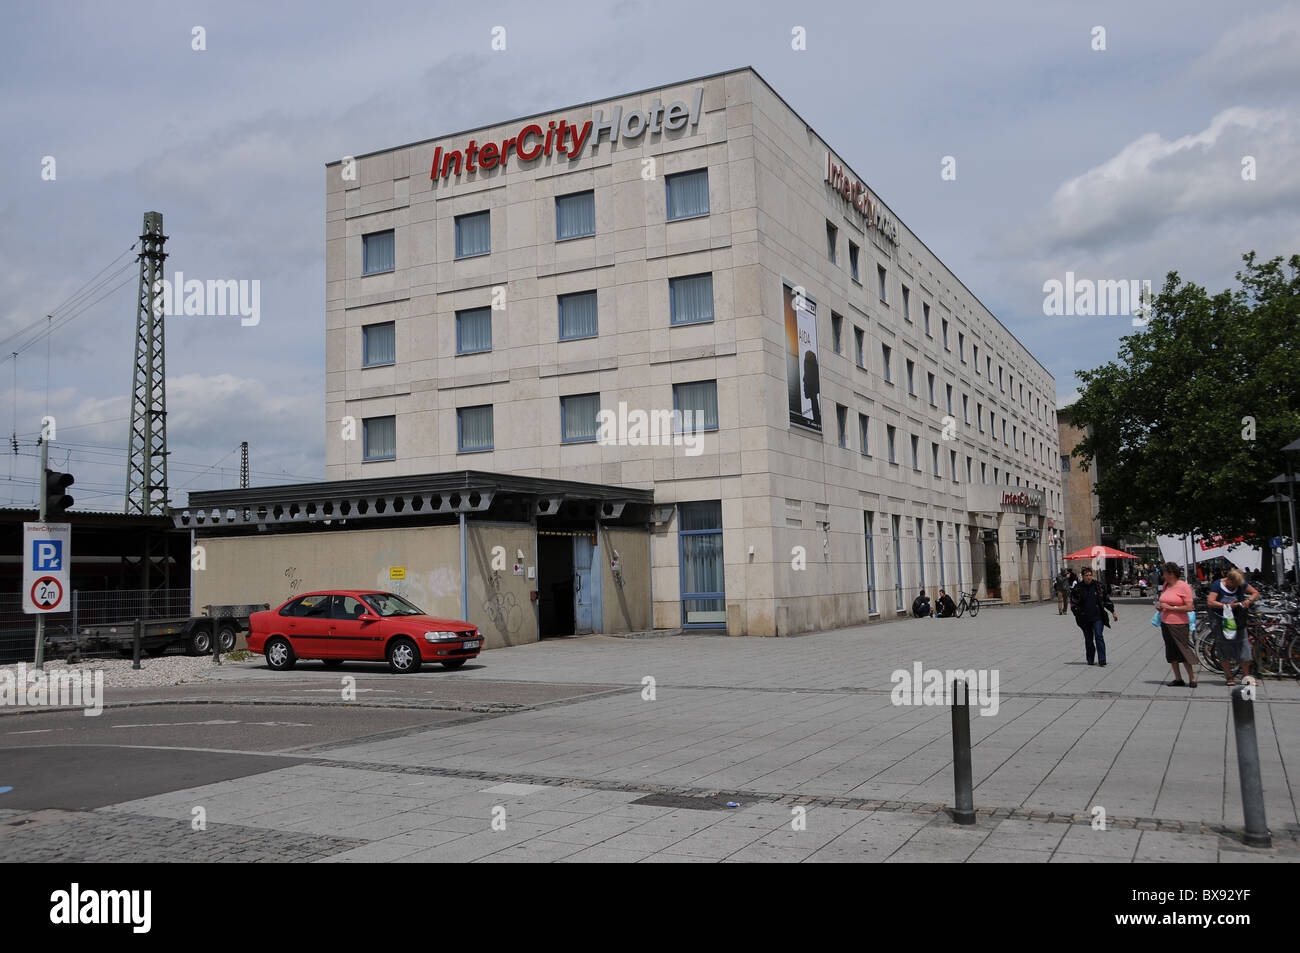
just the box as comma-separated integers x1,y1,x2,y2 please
26,436,72,669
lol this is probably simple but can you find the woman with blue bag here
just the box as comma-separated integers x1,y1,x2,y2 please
1208,568,1259,686
1153,562,1198,687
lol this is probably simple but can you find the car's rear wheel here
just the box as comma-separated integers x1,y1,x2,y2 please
440,659,467,670
265,636,296,671
322,659,344,668
387,637,422,674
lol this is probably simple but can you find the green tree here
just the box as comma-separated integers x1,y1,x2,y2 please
1069,253,1300,570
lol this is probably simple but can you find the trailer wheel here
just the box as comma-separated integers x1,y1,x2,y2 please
188,627,212,655
216,626,238,653
265,636,296,671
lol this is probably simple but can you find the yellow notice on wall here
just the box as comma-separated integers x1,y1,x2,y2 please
389,567,406,580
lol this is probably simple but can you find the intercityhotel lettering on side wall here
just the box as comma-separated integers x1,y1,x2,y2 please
430,88,705,181
825,154,899,245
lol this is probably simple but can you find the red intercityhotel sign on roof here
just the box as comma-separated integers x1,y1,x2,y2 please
430,88,705,182
825,153,899,245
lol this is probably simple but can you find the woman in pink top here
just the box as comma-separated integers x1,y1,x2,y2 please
1157,562,1198,687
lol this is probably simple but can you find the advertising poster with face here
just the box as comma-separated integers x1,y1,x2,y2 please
784,283,820,430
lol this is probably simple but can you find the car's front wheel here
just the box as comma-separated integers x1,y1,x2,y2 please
265,636,296,671
387,637,422,674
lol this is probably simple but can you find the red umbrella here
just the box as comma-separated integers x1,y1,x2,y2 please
1063,545,1138,560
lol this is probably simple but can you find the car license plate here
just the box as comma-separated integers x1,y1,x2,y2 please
462,640,481,650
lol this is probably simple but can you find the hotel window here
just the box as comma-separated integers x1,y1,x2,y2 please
910,434,920,470
902,286,911,321
864,512,877,614
941,319,949,350
977,402,984,431
931,442,940,475
679,501,725,627
927,372,935,405
854,327,865,367
558,290,599,341
454,211,490,258
362,416,396,461
555,190,596,240
994,466,1000,484
826,221,838,263
832,312,844,354
922,302,930,335
362,321,395,367
962,394,969,423
906,359,915,395
981,462,987,483
986,356,993,382
1013,425,1018,449
673,381,719,432
666,169,710,220
950,449,958,481
1002,419,1008,443
882,344,893,383
456,307,492,354
849,241,860,281
457,405,494,452
1060,453,1071,472
560,393,601,443
362,230,395,276
893,515,904,609
859,413,870,455
958,332,965,361
973,344,979,372
886,425,897,463
836,404,848,447
945,384,953,414
916,518,926,589
877,265,888,302
999,367,1004,391
966,456,973,483
669,273,714,325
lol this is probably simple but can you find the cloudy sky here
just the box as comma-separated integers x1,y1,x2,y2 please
2,0,1296,510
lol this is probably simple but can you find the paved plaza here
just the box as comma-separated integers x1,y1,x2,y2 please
2,603,1298,862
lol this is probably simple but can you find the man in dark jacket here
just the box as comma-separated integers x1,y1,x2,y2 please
935,589,956,618
911,590,931,618
1070,567,1118,666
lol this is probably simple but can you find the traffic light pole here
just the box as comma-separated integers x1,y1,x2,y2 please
33,434,48,670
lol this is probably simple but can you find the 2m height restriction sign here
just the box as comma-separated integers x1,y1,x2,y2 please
23,522,71,614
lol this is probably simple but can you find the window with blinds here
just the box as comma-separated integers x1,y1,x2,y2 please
561,393,601,443
457,405,494,452
666,169,709,220
456,307,492,354
673,381,719,432
558,291,598,340
669,274,713,325
362,322,395,366
363,416,396,461
556,191,595,240
455,210,490,258
362,230,394,275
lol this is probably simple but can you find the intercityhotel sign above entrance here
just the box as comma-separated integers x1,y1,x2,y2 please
967,485,1045,515
430,88,705,181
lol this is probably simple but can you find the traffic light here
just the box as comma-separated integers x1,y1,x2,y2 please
44,469,74,517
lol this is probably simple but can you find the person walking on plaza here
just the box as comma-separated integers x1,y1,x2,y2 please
1070,567,1117,666
1156,561,1197,687
1209,568,1260,686
1054,569,1070,614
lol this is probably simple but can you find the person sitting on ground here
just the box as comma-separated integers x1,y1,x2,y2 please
935,589,956,618
911,590,932,618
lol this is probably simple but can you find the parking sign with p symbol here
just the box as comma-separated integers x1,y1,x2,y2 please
34,540,62,571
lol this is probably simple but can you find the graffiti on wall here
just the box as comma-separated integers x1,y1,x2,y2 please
482,571,523,637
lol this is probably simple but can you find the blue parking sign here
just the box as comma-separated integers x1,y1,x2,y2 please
33,538,62,571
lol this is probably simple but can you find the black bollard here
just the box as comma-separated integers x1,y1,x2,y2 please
132,618,142,670
950,678,976,824
1231,685,1271,848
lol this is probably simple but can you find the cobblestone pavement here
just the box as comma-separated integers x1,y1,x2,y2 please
2,604,1297,862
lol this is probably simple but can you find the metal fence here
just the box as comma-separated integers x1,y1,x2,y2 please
0,588,191,663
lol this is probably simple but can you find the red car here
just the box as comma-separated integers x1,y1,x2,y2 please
247,590,482,673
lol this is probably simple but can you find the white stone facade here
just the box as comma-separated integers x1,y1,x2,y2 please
324,67,1064,636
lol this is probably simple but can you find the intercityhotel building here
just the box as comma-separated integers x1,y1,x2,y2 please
182,67,1065,643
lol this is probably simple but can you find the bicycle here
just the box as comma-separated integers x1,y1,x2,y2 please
954,589,980,618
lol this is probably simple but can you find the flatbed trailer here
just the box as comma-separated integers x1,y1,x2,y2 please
45,603,268,661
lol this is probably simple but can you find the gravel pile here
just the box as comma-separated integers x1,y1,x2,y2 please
0,654,229,690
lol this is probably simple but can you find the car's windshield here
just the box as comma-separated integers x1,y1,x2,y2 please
361,592,427,617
